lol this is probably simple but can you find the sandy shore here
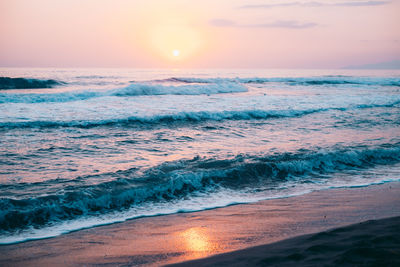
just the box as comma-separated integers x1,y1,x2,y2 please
169,216,400,266
1,182,399,266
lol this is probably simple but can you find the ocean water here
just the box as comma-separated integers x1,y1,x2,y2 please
0,68,399,244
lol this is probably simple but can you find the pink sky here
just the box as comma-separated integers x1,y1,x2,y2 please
1,0,399,68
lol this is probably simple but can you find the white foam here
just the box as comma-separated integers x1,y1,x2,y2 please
110,81,248,96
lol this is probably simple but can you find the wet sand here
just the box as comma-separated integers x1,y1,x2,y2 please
169,216,400,267
1,182,399,266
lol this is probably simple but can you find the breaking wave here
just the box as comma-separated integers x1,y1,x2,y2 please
1,75,399,103
0,109,322,129
109,81,247,96
0,81,247,103
1,100,399,129
1,143,399,235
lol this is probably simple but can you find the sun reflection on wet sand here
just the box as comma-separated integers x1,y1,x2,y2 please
176,227,222,260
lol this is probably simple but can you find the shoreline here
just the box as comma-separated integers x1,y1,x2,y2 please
1,182,399,266
3,181,398,246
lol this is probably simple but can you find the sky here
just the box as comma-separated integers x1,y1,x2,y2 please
0,0,399,68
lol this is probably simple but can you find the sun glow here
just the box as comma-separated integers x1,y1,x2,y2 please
149,21,202,62
134,2,211,65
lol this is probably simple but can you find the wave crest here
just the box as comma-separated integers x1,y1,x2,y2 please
1,143,399,233
0,77,64,90
153,76,400,87
0,81,247,103
1,99,399,129
109,81,247,96
0,109,329,129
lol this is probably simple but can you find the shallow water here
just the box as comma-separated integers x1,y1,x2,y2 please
0,68,399,244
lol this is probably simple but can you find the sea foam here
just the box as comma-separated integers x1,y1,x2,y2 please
0,81,247,103
1,143,399,234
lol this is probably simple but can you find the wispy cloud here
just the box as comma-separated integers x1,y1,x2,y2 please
240,1,389,9
334,1,389,6
209,19,317,29
360,39,400,43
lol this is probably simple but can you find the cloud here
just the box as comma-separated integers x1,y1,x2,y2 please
253,20,318,29
360,39,400,43
240,2,303,9
209,19,317,29
334,1,389,6
240,1,389,9
240,2,309,9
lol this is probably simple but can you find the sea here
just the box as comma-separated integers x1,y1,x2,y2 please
0,68,399,244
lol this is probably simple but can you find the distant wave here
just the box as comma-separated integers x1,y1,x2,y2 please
1,76,399,103
0,109,319,129
1,143,399,234
152,76,400,87
0,77,64,90
0,90,100,104
280,77,400,87
1,101,399,129
0,81,247,103
109,81,247,96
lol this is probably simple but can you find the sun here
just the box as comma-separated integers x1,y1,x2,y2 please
173,49,180,57
148,19,203,62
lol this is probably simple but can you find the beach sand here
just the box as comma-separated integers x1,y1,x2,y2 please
1,182,399,266
169,216,400,267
